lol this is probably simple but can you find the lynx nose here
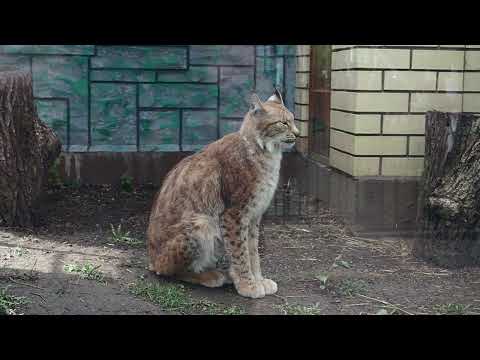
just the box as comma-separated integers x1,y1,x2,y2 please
292,124,300,137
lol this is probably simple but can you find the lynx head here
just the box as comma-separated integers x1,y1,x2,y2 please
240,88,300,152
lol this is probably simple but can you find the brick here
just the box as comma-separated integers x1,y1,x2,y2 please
331,130,407,156
219,119,243,137
156,66,218,83
392,45,436,47
383,114,425,134
384,71,436,90
382,158,424,177
437,72,464,91
410,93,462,112
296,45,311,56
190,45,254,65
331,70,382,90
296,72,310,88
464,73,480,91
332,45,353,50
139,111,180,151
355,136,407,156
295,104,309,121
0,45,95,55
0,55,30,72
220,67,254,117
331,91,409,112
330,110,381,134
91,69,156,82
330,148,380,176
412,50,464,70
295,88,309,104
332,48,410,70
139,84,218,108
296,56,310,72
92,46,187,69
284,56,296,111
409,136,425,155
330,130,354,153
32,56,89,146
463,94,480,113
255,57,280,101
91,83,137,147
182,110,217,150
465,50,480,70
275,45,296,56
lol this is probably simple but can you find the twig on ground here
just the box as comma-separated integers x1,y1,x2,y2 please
30,292,46,302
283,246,313,249
344,303,370,307
356,294,414,315
419,272,450,276
297,258,321,261
8,277,44,290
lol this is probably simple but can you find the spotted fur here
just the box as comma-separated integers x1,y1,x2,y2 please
147,89,299,298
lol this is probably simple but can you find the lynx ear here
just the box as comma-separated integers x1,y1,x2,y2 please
267,87,284,105
250,93,266,114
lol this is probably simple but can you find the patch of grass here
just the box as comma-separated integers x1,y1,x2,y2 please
221,305,246,315
276,303,322,315
337,279,368,297
129,280,246,315
192,299,246,315
129,281,191,312
110,224,143,247
0,287,27,315
433,303,469,315
12,247,28,257
315,272,330,290
64,263,105,283
120,175,134,193
63,180,81,189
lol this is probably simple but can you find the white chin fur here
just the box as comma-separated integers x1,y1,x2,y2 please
280,142,295,150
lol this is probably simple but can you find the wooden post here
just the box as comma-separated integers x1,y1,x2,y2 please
0,71,61,227
414,111,480,268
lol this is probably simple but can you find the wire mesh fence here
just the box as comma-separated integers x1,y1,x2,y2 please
263,177,319,224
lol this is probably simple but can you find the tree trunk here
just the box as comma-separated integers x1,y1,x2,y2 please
0,71,61,227
413,111,480,268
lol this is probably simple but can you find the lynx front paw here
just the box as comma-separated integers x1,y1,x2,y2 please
236,281,266,299
261,278,278,295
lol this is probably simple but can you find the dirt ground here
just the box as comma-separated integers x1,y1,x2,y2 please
1,183,480,315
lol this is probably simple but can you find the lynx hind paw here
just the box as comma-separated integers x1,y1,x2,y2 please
261,278,278,295
236,282,266,299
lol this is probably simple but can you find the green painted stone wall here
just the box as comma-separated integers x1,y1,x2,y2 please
0,45,296,152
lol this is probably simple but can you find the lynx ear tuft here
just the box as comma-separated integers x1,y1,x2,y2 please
250,93,266,115
267,87,284,105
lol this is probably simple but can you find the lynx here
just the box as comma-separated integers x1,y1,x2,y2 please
147,89,299,298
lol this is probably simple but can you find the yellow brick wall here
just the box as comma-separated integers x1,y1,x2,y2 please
294,45,311,155
326,45,480,177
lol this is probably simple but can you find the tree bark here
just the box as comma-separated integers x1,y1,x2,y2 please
0,71,61,227
414,111,480,268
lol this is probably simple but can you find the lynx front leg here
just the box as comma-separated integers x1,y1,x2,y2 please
248,218,277,295
222,209,265,299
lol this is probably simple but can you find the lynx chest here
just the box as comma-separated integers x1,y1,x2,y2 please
247,156,281,219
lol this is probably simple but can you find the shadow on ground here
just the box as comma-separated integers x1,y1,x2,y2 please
1,184,480,315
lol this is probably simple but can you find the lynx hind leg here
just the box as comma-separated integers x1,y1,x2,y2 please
176,270,230,288
149,233,193,276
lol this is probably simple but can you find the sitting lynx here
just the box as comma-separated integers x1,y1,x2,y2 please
147,89,299,298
